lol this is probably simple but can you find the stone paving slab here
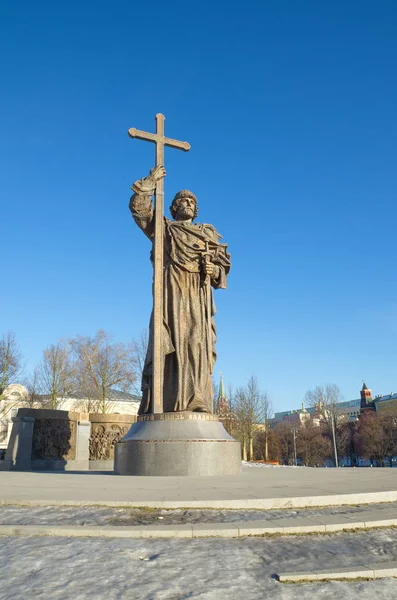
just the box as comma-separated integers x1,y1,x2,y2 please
358,510,397,524
324,520,366,532
192,522,240,538
364,518,397,528
365,561,397,577
305,513,368,532
278,562,397,582
53,525,103,537
278,565,376,582
308,514,358,525
142,524,193,538
236,519,286,535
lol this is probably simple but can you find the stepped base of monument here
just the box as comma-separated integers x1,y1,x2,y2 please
114,412,241,476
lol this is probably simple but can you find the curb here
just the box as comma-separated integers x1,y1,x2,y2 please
277,562,397,582
1,516,397,539
2,490,397,510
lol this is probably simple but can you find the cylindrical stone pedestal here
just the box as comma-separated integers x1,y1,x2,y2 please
114,412,241,476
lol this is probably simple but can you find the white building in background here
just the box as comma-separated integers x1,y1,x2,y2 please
0,384,140,452
0,384,29,449
271,383,397,428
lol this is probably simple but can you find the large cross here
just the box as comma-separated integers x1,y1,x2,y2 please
128,114,191,414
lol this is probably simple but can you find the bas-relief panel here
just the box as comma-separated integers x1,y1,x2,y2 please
32,419,76,460
89,423,130,460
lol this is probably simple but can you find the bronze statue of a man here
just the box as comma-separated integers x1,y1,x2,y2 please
130,165,231,414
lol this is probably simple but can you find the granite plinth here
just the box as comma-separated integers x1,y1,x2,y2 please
114,413,241,476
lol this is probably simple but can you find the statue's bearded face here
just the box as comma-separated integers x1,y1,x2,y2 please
174,197,197,221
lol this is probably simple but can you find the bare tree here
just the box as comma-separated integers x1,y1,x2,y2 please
353,407,397,467
273,422,295,465
254,428,279,462
23,370,45,408
34,341,76,410
354,411,391,466
0,332,24,442
296,421,332,467
232,375,271,461
71,330,137,413
130,330,148,396
305,383,344,467
379,405,397,466
0,332,23,395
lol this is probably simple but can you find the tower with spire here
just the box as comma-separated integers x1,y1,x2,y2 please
361,382,372,403
217,373,228,416
216,373,236,436
360,381,374,412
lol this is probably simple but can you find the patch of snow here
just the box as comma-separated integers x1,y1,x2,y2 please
242,461,301,468
1,530,397,599
2,502,397,526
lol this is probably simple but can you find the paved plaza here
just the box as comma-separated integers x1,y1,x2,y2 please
2,466,397,508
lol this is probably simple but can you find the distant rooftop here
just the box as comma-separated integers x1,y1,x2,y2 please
274,410,294,419
374,393,397,403
38,390,141,403
336,399,361,409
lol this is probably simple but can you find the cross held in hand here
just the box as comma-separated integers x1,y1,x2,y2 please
128,114,191,414
128,113,191,164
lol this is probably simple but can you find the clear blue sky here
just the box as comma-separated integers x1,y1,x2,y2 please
2,1,396,412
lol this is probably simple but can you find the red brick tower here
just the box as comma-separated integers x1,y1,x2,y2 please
360,381,372,404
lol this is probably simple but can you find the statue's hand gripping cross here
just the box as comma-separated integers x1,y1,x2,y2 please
128,113,191,414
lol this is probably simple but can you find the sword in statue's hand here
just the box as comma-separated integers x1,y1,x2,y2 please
201,241,213,375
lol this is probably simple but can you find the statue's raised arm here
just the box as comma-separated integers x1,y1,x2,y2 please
129,166,166,240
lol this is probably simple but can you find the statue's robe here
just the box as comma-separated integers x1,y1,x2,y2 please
130,191,231,414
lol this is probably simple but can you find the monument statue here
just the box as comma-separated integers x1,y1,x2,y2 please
130,165,231,414
114,114,240,476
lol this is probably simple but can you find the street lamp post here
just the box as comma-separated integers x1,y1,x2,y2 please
331,414,339,467
292,428,297,466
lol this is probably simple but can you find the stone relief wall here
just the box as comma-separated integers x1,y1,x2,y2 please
89,414,136,461
32,418,76,461
4,408,137,468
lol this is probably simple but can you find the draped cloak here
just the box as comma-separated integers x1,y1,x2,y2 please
130,191,231,414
